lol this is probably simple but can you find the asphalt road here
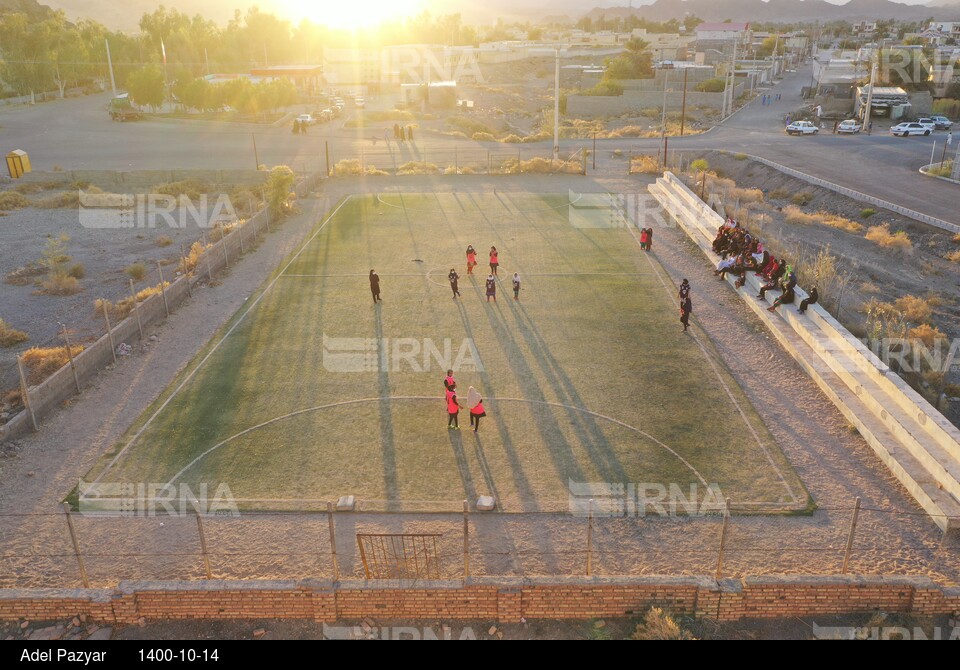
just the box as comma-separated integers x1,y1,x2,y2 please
0,63,956,224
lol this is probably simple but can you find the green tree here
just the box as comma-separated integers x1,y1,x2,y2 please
756,35,785,58
0,12,56,102
126,64,166,110
265,165,296,221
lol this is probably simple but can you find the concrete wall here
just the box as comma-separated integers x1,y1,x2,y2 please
567,85,741,117
0,576,957,623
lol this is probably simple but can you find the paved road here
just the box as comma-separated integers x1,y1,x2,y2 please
0,63,956,224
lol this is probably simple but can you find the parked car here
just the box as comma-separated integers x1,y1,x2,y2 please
890,122,932,136
355,96,365,108
296,113,315,126
786,121,819,135
930,115,953,130
916,118,938,132
836,119,862,134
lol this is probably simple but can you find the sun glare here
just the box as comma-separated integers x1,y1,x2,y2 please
293,0,425,30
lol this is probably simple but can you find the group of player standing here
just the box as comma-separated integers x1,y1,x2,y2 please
448,245,521,303
443,370,486,432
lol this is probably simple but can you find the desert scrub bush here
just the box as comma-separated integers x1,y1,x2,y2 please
471,131,497,142
21,345,84,384
397,161,440,175
500,134,523,143
0,191,30,210
446,115,498,137
730,186,764,203
894,295,933,324
34,191,81,209
333,159,363,176
152,179,210,201
94,297,134,321
4,264,46,286
38,274,81,295
364,166,390,176
13,182,44,194
0,320,29,348
953,233,960,243
768,188,791,200
782,206,863,233
629,155,661,175
947,249,960,262
125,262,147,282
67,263,85,279
630,608,696,640
516,157,581,175
866,224,912,250
860,208,877,218
908,322,948,348
154,235,173,248
733,152,748,160
790,192,814,206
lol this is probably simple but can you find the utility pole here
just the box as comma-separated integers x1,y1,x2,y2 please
680,68,688,136
951,138,960,181
554,48,561,161
105,39,117,98
660,68,670,168
863,61,877,135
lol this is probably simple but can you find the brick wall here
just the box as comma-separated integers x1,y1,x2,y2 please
1,576,957,624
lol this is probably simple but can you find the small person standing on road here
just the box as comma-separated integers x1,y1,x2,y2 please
679,279,693,332
489,246,499,276
512,272,521,301
485,274,497,302
785,114,792,126
369,269,381,303
639,227,649,250
448,268,461,299
466,245,477,274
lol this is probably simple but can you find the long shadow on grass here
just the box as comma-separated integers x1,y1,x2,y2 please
374,305,400,508
502,297,629,484
448,429,477,503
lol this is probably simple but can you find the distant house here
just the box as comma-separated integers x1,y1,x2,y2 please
852,21,877,36
930,21,960,40
917,28,947,47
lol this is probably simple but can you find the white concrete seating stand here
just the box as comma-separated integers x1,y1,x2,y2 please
650,171,960,538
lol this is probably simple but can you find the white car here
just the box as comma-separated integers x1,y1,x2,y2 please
836,119,861,134
296,113,314,125
355,97,365,108
916,118,937,132
930,115,953,130
786,121,819,135
890,122,932,137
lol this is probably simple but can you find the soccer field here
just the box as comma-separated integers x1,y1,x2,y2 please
80,191,808,512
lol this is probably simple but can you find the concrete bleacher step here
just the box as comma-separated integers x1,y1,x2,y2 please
648,174,960,535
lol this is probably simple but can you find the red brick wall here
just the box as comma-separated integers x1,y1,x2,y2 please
0,576,957,625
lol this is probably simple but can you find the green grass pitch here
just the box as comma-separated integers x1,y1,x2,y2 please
80,192,809,512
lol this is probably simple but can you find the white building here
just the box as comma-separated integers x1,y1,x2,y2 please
695,22,751,43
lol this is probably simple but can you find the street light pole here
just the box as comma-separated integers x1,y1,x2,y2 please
554,48,561,161
863,61,877,135
105,39,117,98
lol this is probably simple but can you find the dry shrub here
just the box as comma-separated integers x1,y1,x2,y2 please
515,157,581,175
860,281,881,294
34,191,80,209
153,179,210,201
500,134,523,143
364,166,390,176
333,159,363,176
397,161,440,175
13,182,44,194
791,192,814,206
180,240,211,273
630,608,696,640
953,233,960,243
769,188,791,200
94,297,133,321
67,263,85,279
630,155,661,175
155,236,173,248
38,273,81,296
207,222,238,243
0,320,29,347
894,295,933,324
782,206,862,233
125,262,147,282
0,191,30,210
134,281,170,302
471,132,497,142
947,249,960,262
21,345,84,384
908,323,948,348
730,186,764,203
5,264,47,286
521,132,551,143
866,224,912,250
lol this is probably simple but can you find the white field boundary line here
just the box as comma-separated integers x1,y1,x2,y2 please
625,213,801,505
151,396,711,492
737,152,960,235
92,195,352,485
375,190,584,213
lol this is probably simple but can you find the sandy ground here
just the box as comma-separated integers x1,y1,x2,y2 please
0,174,957,589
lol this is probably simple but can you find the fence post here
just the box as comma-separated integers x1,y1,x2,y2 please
455,148,459,174
101,300,117,365
16,354,38,432
194,504,213,579
126,280,143,343
487,151,491,174
220,232,230,270
60,324,81,394
202,231,213,283
715,497,731,579
62,503,90,588
156,261,170,318
586,498,594,577
463,499,470,579
360,148,365,173
326,501,340,581
180,244,192,298
841,497,861,575
238,222,245,256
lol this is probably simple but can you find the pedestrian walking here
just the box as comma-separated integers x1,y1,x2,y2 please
485,274,497,302
833,120,839,133
446,383,462,430
679,279,692,332
785,114,792,126
444,369,456,392
407,125,414,141
448,268,461,299
466,244,477,274
639,227,649,250
292,119,300,134
468,387,486,433
512,272,521,301
645,227,653,251
489,246,499,275
393,123,400,139
369,269,381,303
399,126,406,142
